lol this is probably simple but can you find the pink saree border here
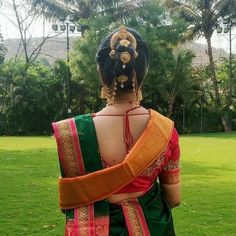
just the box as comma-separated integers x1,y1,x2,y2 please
54,118,109,236
74,208,79,236
88,205,95,235
52,122,68,176
69,118,86,175
94,216,109,236
135,200,150,235
121,199,150,236
53,118,86,177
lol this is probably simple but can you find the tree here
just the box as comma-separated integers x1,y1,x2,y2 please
215,57,236,129
165,50,197,117
0,60,68,135
70,0,197,121
126,0,196,117
0,32,6,64
0,0,60,64
165,0,236,131
29,0,143,20
70,16,112,114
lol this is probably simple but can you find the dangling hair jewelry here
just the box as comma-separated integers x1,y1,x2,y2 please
100,79,117,105
132,70,143,102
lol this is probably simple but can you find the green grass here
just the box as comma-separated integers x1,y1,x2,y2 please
173,132,236,236
0,137,63,235
0,134,236,235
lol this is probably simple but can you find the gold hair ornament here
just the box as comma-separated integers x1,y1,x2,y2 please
120,39,130,47
100,70,142,105
109,26,138,69
120,52,131,68
117,75,128,88
109,50,116,59
132,71,143,102
101,79,117,103
110,26,137,50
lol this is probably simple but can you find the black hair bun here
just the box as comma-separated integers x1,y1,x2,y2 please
96,27,149,92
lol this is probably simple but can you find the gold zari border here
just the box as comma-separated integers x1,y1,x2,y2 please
122,199,149,236
57,119,81,177
78,206,89,235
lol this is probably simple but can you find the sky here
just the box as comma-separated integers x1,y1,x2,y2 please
0,0,236,54
0,0,53,39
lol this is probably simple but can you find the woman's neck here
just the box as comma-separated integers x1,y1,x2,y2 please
107,92,139,106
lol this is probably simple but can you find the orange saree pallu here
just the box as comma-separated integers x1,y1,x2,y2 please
53,110,177,236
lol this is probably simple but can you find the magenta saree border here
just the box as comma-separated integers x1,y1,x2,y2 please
68,118,86,175
88,205,95,235
53,118,109,236
53,118,86,177
74,204,104,236
94,218,109,236
74,208,79,236
121,199,150,236
52,121,68,176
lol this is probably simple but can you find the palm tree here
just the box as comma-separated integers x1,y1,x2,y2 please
165,0,236,131
29,0,144,20
0,32,6,64
166,50,197,118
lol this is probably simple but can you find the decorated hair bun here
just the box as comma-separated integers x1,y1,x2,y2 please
96,26,149,105
109,26,138,70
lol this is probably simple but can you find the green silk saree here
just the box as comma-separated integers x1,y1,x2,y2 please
52,111,176,236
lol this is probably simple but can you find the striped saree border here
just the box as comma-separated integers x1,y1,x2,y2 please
53,116,109,236
74,206,95,236
121,199,150,236
73,206,110,236
52,118,86,177
65,219,75,236
68,118,86,175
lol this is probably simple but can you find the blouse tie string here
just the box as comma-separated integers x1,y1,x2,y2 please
123,106,141,153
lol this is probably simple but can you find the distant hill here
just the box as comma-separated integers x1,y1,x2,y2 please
4,36,78,65
180,42,228,65
4,37,228,66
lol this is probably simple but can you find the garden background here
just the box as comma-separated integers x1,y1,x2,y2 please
0,0,236,235
1,133,235,235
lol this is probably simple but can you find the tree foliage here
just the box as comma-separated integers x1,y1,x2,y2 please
30,0,143,20
1,0,235,135
0,61,65,134
69,0,204,132
0,32,6,64
165,0,235,131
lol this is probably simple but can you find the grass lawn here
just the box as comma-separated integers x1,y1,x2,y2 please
173,132,236,236
0,133,236,235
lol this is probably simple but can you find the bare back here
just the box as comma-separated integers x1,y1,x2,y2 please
93,105,150,166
